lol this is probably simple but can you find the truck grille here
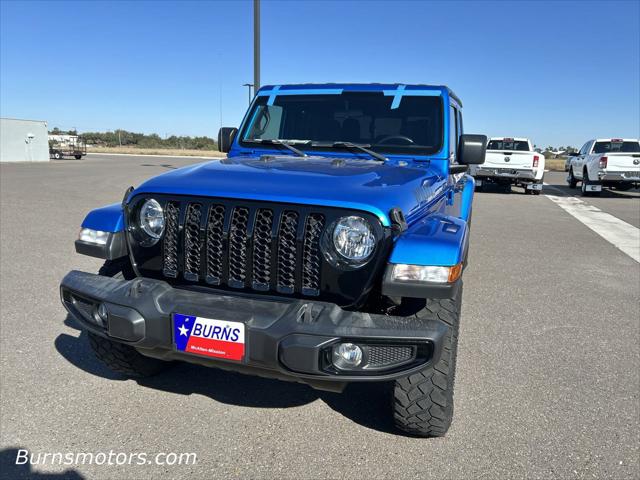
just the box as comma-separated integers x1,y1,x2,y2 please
160,200,326,296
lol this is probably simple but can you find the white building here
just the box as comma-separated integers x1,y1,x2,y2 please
0,118,50,162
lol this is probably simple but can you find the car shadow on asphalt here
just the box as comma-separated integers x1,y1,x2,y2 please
55,316,123,381
0,448,85,480
140,163,176,170
55,315,398,434
476,184,527,195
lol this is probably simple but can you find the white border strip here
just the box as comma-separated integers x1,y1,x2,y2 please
545,194,640,263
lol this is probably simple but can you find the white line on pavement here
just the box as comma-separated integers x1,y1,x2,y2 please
544,192,640,263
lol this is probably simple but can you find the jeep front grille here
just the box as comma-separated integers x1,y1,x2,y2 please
128,195,390,306
160,200,325,296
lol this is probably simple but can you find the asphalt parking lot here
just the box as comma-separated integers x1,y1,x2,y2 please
1,154,638,479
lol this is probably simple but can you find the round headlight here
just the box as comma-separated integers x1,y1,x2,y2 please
139,199,165,239
332,215,375,262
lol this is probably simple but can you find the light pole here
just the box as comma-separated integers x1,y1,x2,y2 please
253,0,260,91
243,83,254,105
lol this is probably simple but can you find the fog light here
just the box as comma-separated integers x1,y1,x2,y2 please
94,303,109,326
332,343,363,369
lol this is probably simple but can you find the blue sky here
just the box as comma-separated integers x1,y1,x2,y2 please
1,0,638,148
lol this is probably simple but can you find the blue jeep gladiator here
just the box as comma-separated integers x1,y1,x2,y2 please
61,84,486,437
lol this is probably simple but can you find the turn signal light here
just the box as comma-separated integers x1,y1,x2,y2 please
392,262,463,284
599,157,608,168
533,155,539,168
448,263,463,283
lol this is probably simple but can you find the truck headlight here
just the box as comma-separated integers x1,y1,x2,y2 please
139,199,165,240
332,216,375,263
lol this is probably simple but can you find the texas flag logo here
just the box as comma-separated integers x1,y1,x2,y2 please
173,314,245,361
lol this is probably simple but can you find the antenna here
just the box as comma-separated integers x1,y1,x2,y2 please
254,0,260,90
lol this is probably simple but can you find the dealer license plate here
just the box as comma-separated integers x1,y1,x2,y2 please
173,314,245,361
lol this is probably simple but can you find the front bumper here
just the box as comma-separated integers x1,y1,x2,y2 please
60,271,447,392
472,167,537,181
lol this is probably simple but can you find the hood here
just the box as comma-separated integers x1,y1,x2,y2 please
132,155,446,227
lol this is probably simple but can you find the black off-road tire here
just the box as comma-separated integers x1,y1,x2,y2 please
568,168,577,188
88,259,171,378
393,289,462,437
88,332,168,377
75,154,82,159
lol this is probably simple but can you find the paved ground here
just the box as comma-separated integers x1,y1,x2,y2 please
543,171,640,228
1,155,638,479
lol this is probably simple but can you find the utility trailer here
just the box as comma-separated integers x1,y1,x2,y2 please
49,134,87,160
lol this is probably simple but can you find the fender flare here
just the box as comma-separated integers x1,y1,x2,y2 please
388,214,469,267
81,203,125,232
76,203,127,260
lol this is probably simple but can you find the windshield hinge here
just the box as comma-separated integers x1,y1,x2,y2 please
447,190,454,205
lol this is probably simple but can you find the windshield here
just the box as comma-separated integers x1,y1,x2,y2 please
593,141,640,154
487,140,530,151
239,91,444,155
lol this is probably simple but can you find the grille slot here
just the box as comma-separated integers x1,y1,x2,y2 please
277,211,299,293
162,201,180,278
252,208,273,290
301,213,324,295
158,200,329,297
205,205,225,284
228,207,250,287
183,203,203,281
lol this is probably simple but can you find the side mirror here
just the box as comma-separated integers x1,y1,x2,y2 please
457,134,488,165
218,127,238,153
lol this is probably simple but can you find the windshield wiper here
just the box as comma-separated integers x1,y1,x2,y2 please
313,141,387,162
244,139,309,157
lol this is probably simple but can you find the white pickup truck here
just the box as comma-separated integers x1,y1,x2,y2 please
567,138,640,196
469,137,544,195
